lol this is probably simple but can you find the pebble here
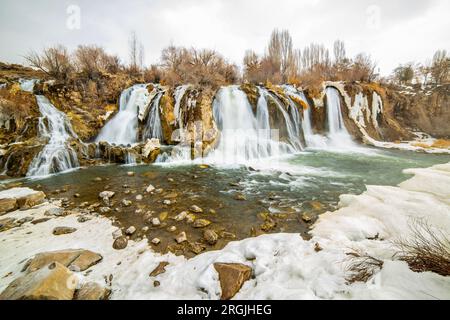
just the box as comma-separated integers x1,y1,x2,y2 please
151,238,161,245
151,218,161,226
163,200,172,205
74,193,81,198
145,184,155,193
193,219,212,228
136,194,143,201
127,171,135,176
113,236,128,250
203,230,218,245
53,226,77,235
121,199,132,207
168,226,177,232
175,232,187,244
190,205,203,213
125,226,136,235
173,211,188,221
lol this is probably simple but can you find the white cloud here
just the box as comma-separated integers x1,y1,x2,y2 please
0,0,448,75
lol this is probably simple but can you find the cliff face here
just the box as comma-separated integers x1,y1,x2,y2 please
0,61,448,178
390,84,450,139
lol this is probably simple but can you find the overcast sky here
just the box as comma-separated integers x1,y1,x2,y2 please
0,0,448,75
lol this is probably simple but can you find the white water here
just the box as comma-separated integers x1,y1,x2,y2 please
205,86,298,165
143,92,163,141
19,79,39,93
324,87,356,149
96,84,153,145
26,96,79,177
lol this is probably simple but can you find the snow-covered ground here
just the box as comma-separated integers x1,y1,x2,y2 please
0,162,449,300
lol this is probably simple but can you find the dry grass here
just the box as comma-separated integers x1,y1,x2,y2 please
393,219,450,276
345,250,384,284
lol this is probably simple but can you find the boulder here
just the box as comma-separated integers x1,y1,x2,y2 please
0,188,46,214
23,249,103,273
0,262,77,300
142,138,161,163
74,282,110,300
213,263,252,300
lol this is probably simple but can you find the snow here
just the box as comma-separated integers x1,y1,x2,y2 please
0,187,40,199
0,162,449,300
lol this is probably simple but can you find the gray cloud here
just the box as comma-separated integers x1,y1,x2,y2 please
0,0,448,75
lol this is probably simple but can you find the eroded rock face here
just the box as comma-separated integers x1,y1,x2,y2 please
213,263,252,300
23,249,103,273
0,188,46,215
0,262,78,300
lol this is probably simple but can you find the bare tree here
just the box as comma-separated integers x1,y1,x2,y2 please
128,31,144,75
267,29,296,83
25,45,73,80
430,49,449,85
333,40,346,64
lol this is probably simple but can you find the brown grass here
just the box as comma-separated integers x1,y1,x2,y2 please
345,250,384,284
393,219,450,276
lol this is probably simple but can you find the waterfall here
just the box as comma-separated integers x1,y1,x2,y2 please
96,84,152,145
19,79,39,92
143,91,163,141
325,87,355,147
205,86,298,165
26,95,79,177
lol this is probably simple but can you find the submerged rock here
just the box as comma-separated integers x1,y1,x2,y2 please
175,231,187,243
193,219,211,228
190,205,203,213
145,184,156,193
203,229,219,245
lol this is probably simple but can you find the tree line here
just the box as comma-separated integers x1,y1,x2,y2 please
24,29,449,88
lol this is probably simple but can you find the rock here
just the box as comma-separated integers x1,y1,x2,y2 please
23,249,103,273
213,263,252,300
153,281,160,287
301,213,312,223
189,242,206,255
121,199,132,207
314,242,322,252
142,138,161,162
99,191,115,199
0,217,17,232
168,226,177,232
0,262,77,300
234,193,246,201
190,205,203,213
163,199,172,205
149,261,169,277
0,188,46,214
127,171,135,177
31,218,51,225
135,194,143,201
52,227,77,236
151,218,161,226
77,216,90,223
173,211,188,221
142,226,149,232
203,230,219,245
193,219,212,228
112,236,128,250
73,193,80,198
164,192,178,199
74,282,110,300
208,209,217,214
186,214,196,224
145,184,156,193
260,217,276,232
125,226,136,235
44,207,64,217
112,229,122,239
310,201,323,210
151,238,161,245
93,177,102,182
220,231,236,239
175,231,187,243
98,207,111,214
167,177,175,183
159,211,168,221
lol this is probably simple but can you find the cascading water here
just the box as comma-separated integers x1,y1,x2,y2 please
96,84,153,145
143,91,164,141
205,86,298,165
282,85,328,148
325,87,355,148
26,95,79,176
19,79,39,93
